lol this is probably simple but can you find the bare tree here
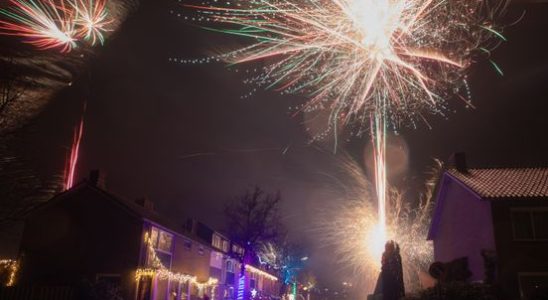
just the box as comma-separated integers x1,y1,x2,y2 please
225,186,281,275
0,57,26,114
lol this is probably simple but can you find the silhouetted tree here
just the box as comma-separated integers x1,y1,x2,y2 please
225,186,281,275
0,57,26,115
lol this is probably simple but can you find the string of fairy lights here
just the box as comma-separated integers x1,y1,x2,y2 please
244,265,278,282
135,232,219,297
0,259,18,287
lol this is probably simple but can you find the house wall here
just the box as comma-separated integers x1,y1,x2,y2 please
142,222,214,300
491,197,548,299
432,174,496,282
18,187,143,299
170,234,211,283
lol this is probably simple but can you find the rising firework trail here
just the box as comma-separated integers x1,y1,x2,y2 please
0,0,77,52
64,105,85,190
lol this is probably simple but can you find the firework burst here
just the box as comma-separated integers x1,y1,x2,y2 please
0,0,77,52
71,0,111,45
0,0,113,52
187,0,506,131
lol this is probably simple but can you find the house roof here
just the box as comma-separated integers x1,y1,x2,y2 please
447,167,548,198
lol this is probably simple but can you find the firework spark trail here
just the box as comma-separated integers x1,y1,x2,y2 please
315,155,443,293
64,106,85,190
188,0,506,129
0,0,112,51
0,0,77,52
372,108,387,244
71,0,111,45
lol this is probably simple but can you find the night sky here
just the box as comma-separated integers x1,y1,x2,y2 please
3,0,548,289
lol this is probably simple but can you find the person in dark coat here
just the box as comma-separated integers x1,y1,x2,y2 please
381,240,405,300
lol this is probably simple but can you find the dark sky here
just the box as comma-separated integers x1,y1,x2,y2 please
9,0,548,289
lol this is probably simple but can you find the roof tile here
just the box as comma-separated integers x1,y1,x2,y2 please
448,167,548,198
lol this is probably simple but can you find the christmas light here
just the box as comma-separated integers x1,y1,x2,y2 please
0,259,18,287
244,265,278,282
135,233,219,290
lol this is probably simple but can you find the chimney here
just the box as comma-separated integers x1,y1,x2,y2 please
89,169,106,188
450,152,468,173
135,197,155,211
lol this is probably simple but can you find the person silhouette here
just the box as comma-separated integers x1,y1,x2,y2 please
381,240,405,300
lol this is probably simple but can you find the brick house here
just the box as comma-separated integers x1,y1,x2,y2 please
16,172,279,300
428,157,548,299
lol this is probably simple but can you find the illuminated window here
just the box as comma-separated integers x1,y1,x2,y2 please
222,240,230,252
232,245,244,255
151,227,159,248
150,226,173,253
158,231,173,252
227,261,234,273
213,234,223,249
512,208,548,241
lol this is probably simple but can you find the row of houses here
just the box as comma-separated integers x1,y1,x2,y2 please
9,171,280,300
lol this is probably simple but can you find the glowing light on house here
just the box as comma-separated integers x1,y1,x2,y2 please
0,259,18,287
237,274,245,300
245,264,278,281
135,233,218,289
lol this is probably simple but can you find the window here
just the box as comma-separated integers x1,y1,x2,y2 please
519,273,548,299
198,245,205,256
150,226,173,253
232,245,244,255
226,261,234,273
213,234,223,249
512,208,548,241
184,239,192,251
222,240,230,252
158,231,173,252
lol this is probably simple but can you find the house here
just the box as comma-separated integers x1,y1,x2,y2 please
428,154,548,299
15,171,279,300
187,220,280,300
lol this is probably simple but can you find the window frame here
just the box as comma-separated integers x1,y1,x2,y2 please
511,207,548,242
226,260,234,273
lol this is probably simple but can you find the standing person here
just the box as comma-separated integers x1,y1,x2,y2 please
381,240,405,300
